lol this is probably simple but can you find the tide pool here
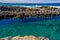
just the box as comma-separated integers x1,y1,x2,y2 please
0,16,60,40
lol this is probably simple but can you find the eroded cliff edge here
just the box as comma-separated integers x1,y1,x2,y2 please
0,6,60,19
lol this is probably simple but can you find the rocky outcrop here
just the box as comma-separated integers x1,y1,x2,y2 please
0,36,49,40
0,36,11,40
0,6,60,19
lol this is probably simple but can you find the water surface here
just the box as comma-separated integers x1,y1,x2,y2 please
0,16,60,40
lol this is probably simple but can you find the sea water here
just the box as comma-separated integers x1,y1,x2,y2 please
0,16,60,40
0,3,60,40
1,3,60,6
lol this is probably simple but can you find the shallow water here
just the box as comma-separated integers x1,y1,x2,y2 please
0,16,60,40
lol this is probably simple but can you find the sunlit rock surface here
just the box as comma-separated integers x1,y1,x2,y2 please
11,36,49,40
0,36,49,40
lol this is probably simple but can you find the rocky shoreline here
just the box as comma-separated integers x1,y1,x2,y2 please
0,6,60,19
0,36,49,40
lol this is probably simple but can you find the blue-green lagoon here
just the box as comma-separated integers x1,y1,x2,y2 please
0,16,60,40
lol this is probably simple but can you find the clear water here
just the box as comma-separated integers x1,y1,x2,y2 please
0,3,60,40
0,16,60,40
0,3,60,6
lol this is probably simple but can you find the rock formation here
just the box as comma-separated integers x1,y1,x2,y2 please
0,36,11,40
0,36,49,40
0,6,60,19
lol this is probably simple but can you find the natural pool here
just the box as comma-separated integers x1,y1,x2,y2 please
0,16,60,40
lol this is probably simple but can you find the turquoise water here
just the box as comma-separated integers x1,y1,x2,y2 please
0,3,60,40
0,16,60,40
1,3,60,6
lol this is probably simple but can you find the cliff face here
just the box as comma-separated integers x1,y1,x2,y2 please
0,6,60,19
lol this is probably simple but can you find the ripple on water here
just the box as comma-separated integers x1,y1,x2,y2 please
0,16,60,40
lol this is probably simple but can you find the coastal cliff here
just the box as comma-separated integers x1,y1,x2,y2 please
0,6,60,19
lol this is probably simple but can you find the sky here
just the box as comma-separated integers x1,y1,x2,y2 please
0,0,60,3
